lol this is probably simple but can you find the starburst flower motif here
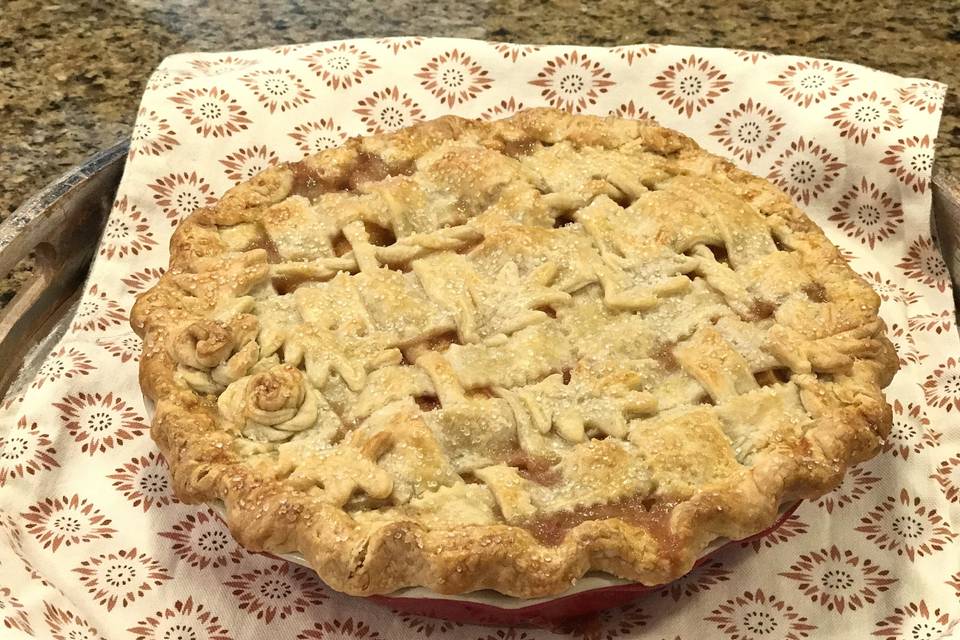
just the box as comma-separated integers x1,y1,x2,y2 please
74,547,172,611
855,489,958,561
769,59,856,107
826,92,902,145
188,55,256,76
922,357,960,412
492,42,541,62
888,323,926,367
476,631,539,640
779,546,897,613
828,177,903,249
220,145,279,183
21,494,116,552
530,51,615,113
43,601,103,640
375,36,423,55
557,601,649,639
896,235,949,292
170,87,251,137
354,86,423,134
860,271,921,307
651,54,731,118
742,511,809,551
609,100,655,121
159,509,246,569
302,42,379,90
897,80,946,114
416,49,493,108
931,453,960,503
0,586,32,635
706,589,817,639
396,613,461,637
0,416,59,486
241,69,314,113
223,562,328,623
121,267,165,294
612,44,659,65
146,68,194,91
767,137,845,205
32,345,95,389
54,391,146,455
129,108,178,160
128,597,233,640
298,618,382,639
710,99,784,163
99,196,157,260
148,171,218,226
907,309,954,334
885,400,939,459
734,49,772,64
95,334,142,363
288,119,348,154
881,135,934,193
480,97,528,121
948,572,960,598
71,284,126,333
268,43,311,56
817,465,881,513
108,452,177,511
659,560,731,601
872,601,958,639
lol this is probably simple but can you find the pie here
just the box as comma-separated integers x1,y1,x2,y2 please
131,108,897,598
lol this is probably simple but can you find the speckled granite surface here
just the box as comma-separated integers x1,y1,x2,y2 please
2,0,958,304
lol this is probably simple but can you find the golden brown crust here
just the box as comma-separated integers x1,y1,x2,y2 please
132,108,897,597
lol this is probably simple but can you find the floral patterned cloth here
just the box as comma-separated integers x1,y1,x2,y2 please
0,38,956,640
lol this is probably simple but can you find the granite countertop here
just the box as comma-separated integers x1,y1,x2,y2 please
2,0,958,305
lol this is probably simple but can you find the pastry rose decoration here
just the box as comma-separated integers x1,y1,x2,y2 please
172,315,261,393
173,320,235,369
219,364,320,441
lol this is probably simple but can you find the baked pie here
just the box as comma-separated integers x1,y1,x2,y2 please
132,108,897,597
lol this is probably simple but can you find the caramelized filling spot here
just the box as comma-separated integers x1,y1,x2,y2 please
499,137,537,158
553,213,577,228
523,494,678,546
331,231,351,257
802,282,827,303
363,221,397,247
288,162,344,199
651,342,679,371
706,244,729,265
755,368,791,387
248,234,282,264
348,152,392,190
272,273,314,296
507,451,561,487
414,395,440,412
749,299,776,320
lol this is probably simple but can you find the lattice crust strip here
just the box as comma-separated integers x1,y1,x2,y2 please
132,108,897,597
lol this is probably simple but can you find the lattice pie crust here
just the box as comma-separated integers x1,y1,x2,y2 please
132,108,897,597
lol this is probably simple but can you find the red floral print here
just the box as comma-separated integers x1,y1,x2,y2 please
241,69,314,113
856,489,958,561
885,400,939,459
931,453,959,503
907,309,954,334
289,118,347,154
99,196,157,260
493,43,541,62
742,511,809,551
220,145,279,183
769,60,855,107
129,107,178,159
303,42,379,90
530,51,615,113
767,137,845,205
146,68,194,92
128,597,233,640
923,356,960,412
651,54,731,117
710,99,784,163
298,618,381,639
223,562,328,623
149,171,217,226
54,391,146,455
481,97,528,121
43,601,103,640
734,49,771,64
0,416,59,486
73,548,172,611
609,100,655,121
375,36,423,55
108,452,177,511
0,586,31,635
659,560,731,601
817,465,880,513
397,613,461,637
888,323,926,367
872,601,957,639
31,345,95,390
354,86,423,134
881,135,934,193
826,92,902,145
71,284,126,332
612,44,659,65
475,631,539,640
860,272,921,307
828,177,903,249
896,235,950,292
706,589,817,640
779,546,897,612
188,55,256,76
96,333,142,363
558,601,649,639
22,494,116,551
948,572,960,598
897,80,946,114
121,267,166,294
159,509,246,569
170,87,251,137
416,49,493,107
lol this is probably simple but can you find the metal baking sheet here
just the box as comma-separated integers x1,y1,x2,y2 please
0,145,957,404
